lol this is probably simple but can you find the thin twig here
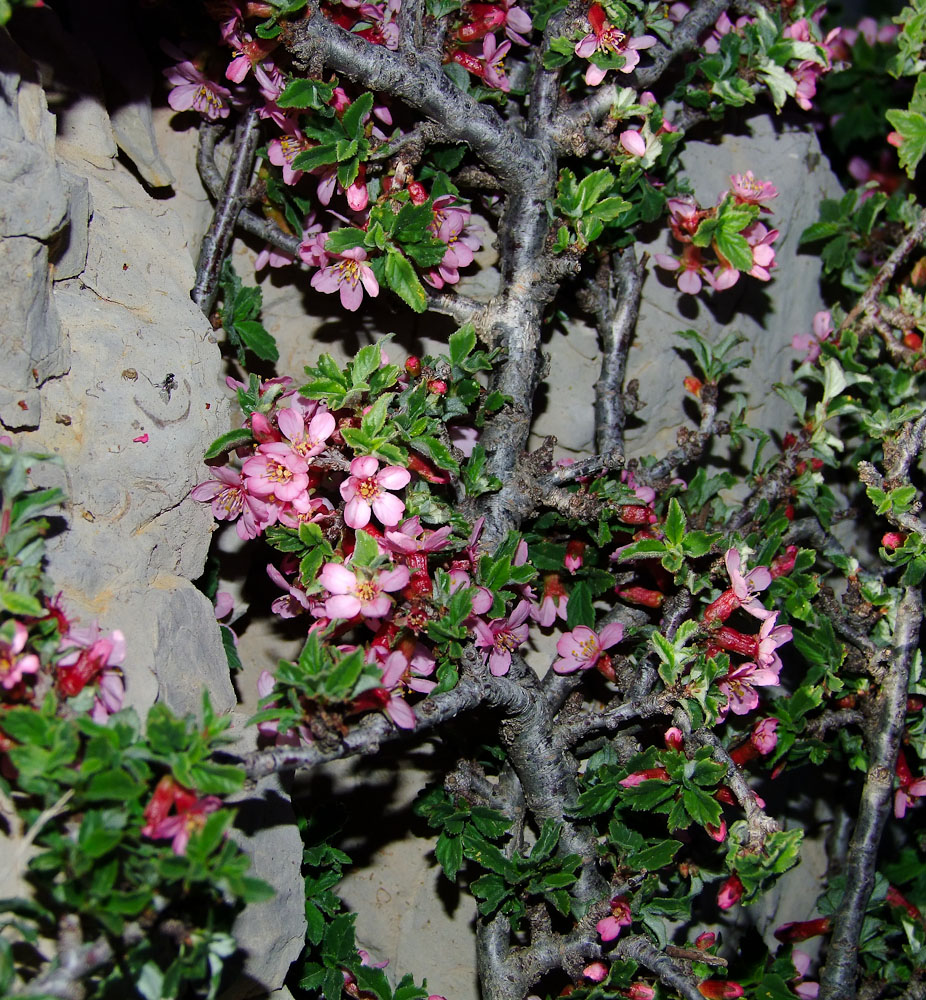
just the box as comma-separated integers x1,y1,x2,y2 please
192,107,263,316
613,936,705,1000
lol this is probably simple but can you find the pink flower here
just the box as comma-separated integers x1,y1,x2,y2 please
268,127,312,185
473,600,532,676
383,517,452,556
792,310,834,363
242,443,310,503
743,221,778,281
620,129,647,157
57,624,125,707
340,456,411,529
481,34,511,91
142,785,222,856
750,717,779,755
319,561,410,620
311,247,379,311
719,660,780,715
278,406,335,461
654,244,705,295
553,623,624,674
729,171,778,209
0,621,40,690
756,612,792,672
596,896,632,941
163,61,231,120
724,548,772,618
583,962,609,982
717,873,743,909
894,749,926,818
267,559,313,618
575,5,656,86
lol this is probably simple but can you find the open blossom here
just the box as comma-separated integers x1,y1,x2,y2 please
653,244,706,295
743,221,778,281
0,621,40,690
319,562,410,620
553,623,624,674
597,896,632,941
57,624,125,714
141,775,222,856
268,126,312,185
474,600,531,676
719,659,780,715
340,456,411,529
190,466,271,540
704,548,772,622
481,33,511,91
242,443,310,503
756,612,792,672
729,171,778,210
311,247,379,311
164,61,231,120
278,405,335,461
792,310,834,363
751,717,779,755
575,4,656,86
532,573,568,626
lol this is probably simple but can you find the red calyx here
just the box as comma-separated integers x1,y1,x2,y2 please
773,916,832,943
769,545,798,578
450,49,485,76
615,586,665,608
407,183,429,206
715,626,758,658
618,505,655,525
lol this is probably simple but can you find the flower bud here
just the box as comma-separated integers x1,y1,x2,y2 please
405,355,422,377
882,531,906,550
774,917,831,943
684,375,703,396
698,981,744,999
717,873,744,909
407,181,429,205
695,931,716,950
427,378,448,395
582,962,608,982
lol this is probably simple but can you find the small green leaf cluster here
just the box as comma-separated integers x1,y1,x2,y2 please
678,7,829,113
218,259,279,364
416,787,581,925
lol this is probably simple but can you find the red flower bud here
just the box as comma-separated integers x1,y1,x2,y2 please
451,49,485,76
782,432,797,449
704,588,738,623
887,885,926,924
615,585,665,608
810,458,823,471
715,626,758,657
617,505,656,525
882,531,906,550
405,355,422,376
697,981,744,999
596,653,616,682
407,182,429,205
695,931,716,950
684,376,703,396
783,503,795,521
773,917,832,943
717,873,743,910
903,331,923,351
769,545,798,578
427,378,448,395
406,450,451,483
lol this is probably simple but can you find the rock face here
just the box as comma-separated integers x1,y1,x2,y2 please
1,20,304,999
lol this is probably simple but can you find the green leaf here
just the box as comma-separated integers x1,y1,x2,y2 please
84,769,142,802
627,838,681,872
435,832,463,880
566,580,595,629
384,248,427,312
664,497,686,548
236,320,279,363
204,428,254,461
449,325,477,367
276,77,334,109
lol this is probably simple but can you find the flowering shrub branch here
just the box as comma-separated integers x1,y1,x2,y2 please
6,0,926,998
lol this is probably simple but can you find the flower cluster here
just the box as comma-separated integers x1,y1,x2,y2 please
653,173,780,295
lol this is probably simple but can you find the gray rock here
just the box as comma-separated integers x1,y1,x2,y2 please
52,169,91,281
222,720,308,1000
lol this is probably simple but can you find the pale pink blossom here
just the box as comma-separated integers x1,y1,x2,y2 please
319,561,410,620
0,621,40,690
242,443,310,503
751,717,779,755
311,247,379,311
792,310,833,363
268,127,312,185
190,466,271,540
278,406,335,461
473,600,532,676
481,34,511,92
164,61,231,120
756,613,792,673
654,244,705,295
340,456,410,529
553,623,624,674
575,5,656,86
719,660,780,715
729,171,778,209
596,896,632,941
725,549,772,618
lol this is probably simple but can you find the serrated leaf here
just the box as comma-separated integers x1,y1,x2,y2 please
384,249,427,312
203,428,254,460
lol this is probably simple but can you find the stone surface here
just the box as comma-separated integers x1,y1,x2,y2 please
222,717,308,1000
0,28,70,430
